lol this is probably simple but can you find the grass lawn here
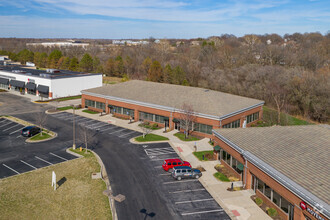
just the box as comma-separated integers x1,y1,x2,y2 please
82,109,99,114
69,148,93,158
0,89,8,92
29,132,52,141
214,172,230,182
52,95,82,102
193,151,214,161
57,106,74,111
174,132,200,141
135,134,169,142
258,106,312,127
0,153,111,219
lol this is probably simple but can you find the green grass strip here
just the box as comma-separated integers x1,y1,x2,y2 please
213,172,230,182
82,109,99,114
29,132,51,141
135,134,169,142
193,151,214,161
174,132,200,141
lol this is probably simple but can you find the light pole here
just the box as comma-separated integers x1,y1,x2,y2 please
72,104,76,149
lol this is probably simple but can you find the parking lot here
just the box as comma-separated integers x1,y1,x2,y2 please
50,112,141,141
140,143,230,219
49,112,230,219
0,117,77,179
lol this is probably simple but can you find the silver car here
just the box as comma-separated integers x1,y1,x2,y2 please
171,166,202,181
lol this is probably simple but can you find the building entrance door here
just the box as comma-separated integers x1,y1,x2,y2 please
175,122,180,130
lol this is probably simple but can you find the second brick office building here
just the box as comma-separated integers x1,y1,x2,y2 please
81,80,264,137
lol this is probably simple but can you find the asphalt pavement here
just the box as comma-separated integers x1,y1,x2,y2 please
0,92,230,219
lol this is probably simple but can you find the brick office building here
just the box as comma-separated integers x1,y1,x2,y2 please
81,80,264,137
212,125,330,220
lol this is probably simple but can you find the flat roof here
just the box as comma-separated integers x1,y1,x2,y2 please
213,125,330,206
0,62,101,79
82,80,264,119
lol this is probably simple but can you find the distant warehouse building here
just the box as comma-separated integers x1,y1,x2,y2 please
0,62,102,99
212,125,330,220
81,80,264,137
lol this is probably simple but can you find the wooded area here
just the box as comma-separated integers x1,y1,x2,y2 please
0,32,329,123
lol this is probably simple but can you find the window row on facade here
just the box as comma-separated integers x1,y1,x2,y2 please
85,99,105,111
252,175,294,218
223,119,240,128
220,149,244,175
247,112,259,124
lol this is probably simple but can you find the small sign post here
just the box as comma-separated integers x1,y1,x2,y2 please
52,171,56,191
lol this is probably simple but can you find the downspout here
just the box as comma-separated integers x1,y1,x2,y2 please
243,155,247,188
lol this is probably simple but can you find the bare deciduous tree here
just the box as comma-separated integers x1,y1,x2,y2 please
179,103,196,139
78,123,96,153
35,111,48,136
139,114,153,138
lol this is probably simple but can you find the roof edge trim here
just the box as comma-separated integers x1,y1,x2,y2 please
213,130,330,218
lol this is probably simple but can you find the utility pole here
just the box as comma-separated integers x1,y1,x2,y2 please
72,104,76,149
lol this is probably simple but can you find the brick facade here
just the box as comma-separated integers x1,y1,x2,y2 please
81,94,263,138
213,135,328,220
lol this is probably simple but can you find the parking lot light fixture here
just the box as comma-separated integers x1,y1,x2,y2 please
72,104,76,150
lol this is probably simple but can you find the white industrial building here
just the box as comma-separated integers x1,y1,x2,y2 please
0,62,102,99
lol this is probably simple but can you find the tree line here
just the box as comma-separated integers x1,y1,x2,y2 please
0,32,329,123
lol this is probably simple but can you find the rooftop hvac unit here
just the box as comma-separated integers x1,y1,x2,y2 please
12,70,26,73
46,69,60,73
39,73,51,78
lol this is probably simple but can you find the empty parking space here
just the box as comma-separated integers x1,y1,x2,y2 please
50,112,141,140
141,144,230,219
0,150,77,179
0,119,25,136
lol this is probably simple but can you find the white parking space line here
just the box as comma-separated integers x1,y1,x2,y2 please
87,122,105,128
50,152,68,161
0,121,13,128
55,114,72,119
98,126,116,132
3,123,20,131
159,173,171,176
20,160,37,170
151,158,179,161
145,148,176,156
93,123,109,129
77,119,95,125
3,164,20,174
108,128,126,134
169,188,206,194
154,165,163,168
74,117,89,122
16,135,21,138
118,130,136,137
9,127,24,135
0,119,7,124
175,198,214,204
181,209,223,216
163,179,198,184
35,156,53,165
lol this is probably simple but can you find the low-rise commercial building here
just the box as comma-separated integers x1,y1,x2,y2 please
0,63,102,99
213,125,330,220
81,80,264,137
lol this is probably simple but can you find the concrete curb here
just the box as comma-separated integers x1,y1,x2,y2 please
129,138,170,145
91,150,118,220
26,132,58,143
65,148,83,158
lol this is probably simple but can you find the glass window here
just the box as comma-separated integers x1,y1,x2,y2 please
247,112,259,123
264,184,271,199
281,197,289,213
222,151,227,161
187,170,191,173
223,119,240,128
257,179,264,193
95,101,105,110
273,191,281,207
173,162,177,165
193,122,212,134
232,157,237,170
225,152,231,165
182,170,186,173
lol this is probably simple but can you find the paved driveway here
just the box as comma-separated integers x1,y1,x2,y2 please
49,112,230,219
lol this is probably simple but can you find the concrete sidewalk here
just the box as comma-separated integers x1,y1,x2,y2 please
64,109,271,220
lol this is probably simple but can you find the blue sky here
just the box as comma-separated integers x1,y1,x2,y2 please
0,0,329,39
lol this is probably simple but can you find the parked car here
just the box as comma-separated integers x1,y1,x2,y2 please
21,126,41,137
162,158,191,172
171,166,202,180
